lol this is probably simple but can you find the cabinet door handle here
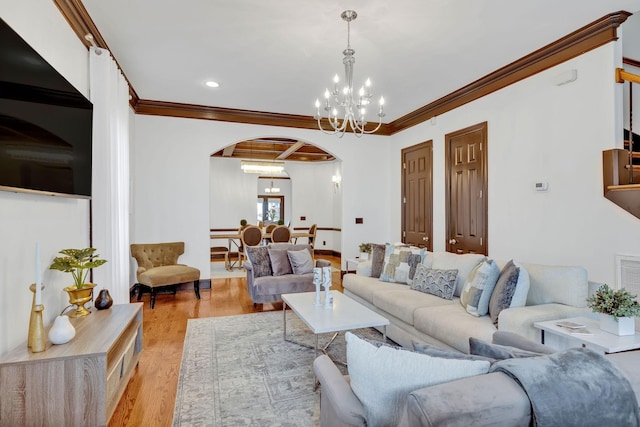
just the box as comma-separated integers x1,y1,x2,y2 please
448,238,458,245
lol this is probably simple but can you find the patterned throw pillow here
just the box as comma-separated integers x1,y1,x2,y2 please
460,259,500,316
245,246,272,278
411,264,458,300
488,260,530,326
379,244,425,285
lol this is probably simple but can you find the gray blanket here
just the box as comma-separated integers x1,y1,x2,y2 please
490,347,640,427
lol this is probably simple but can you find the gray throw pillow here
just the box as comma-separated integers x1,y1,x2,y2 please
488,260,520,325
287,249,314,275
412,341,495,363
411,265,458,300
268,248,292,276
370,243,386,278
491,331,556,355
469,337,544,360
245,246,272,277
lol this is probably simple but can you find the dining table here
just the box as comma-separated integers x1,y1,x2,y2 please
210,230,314,268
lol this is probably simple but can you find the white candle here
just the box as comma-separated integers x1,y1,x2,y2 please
35,242,42,306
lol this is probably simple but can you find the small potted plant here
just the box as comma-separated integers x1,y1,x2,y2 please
358,243,372,260
49,248,107,317
586,284,640,336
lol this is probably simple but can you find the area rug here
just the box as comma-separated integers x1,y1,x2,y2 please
172,311,383,426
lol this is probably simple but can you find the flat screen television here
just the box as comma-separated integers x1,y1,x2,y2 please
0,18,93,198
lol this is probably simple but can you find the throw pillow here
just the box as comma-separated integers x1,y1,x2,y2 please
370,243,386,278
460,259,500,316
491,331,556,355
346,332,490,427
412,341,495,363
287,249,314,275
469,337,545,360
488,260,530,326
431,252,486,297
268,248,292,276
245,246,272,277
410,265,458,300
379,243,425,285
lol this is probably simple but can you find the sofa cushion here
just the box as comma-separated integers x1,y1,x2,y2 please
345,332,490,427
343,273,408,305
412,341,495,363
370,243,386,278
287,249,314,274
373,288,455,325
413,303,497,353
268,248,292,276
245,246,272,278
489,260,530,326
379,244,425,285
252,272,314,297
460,259,500,316
431,252,486,297
521,262,588,307
469,337,547,360
411,265,458,300
491,331,556,354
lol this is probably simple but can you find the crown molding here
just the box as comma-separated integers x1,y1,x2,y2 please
53,3,630,135
388,11,631,134
53,0,140,106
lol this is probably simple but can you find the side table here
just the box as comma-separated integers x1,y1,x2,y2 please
534,316,640,354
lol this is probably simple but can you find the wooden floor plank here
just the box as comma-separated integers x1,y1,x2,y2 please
108,255,342,427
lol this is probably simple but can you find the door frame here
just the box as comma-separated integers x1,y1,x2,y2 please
444,122,488,254
401,140,433,250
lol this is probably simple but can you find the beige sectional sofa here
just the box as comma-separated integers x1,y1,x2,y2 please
343,251,595,352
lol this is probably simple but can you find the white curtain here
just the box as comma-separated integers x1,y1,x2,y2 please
89,48,130,304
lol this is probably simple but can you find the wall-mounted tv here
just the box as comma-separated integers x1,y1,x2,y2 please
0,18,93,198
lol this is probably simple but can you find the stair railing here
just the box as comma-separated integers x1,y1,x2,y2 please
616,68,640,183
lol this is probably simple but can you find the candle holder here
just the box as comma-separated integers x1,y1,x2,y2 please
28,283,45,350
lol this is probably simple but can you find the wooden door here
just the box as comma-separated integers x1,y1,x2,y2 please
445,122,488,255
402,141,433,250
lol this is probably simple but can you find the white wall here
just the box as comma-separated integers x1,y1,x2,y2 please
133,117,392,279
393,42,639,286
0,0,91,356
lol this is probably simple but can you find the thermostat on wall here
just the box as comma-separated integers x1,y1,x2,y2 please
534,182,549,191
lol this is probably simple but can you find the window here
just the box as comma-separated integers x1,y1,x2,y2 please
257,196,284,224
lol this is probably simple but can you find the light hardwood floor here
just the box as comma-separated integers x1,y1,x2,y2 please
108,255,342,427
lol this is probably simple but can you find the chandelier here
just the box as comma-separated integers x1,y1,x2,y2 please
314,10,385,138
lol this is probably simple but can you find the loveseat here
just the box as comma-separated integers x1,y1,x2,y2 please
314,331,640,426
343,249,595,352
244,243,331,304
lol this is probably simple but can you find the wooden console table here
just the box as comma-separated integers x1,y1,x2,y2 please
0,303,143,426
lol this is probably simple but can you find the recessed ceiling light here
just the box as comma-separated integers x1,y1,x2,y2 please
205,81,219,88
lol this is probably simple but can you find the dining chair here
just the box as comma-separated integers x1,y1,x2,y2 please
239,225,263,267
271,225,291,243
307,223,318,248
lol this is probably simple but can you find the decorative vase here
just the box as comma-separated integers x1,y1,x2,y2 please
95,289,113,310
599,313,636,336
63,283,96,317
48,315,76,344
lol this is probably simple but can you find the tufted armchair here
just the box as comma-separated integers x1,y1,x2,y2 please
130,242,200,308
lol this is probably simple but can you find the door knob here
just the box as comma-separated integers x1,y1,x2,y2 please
449,239,458,245
422,236,429,241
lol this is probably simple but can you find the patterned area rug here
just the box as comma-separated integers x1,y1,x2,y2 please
172,311,382,426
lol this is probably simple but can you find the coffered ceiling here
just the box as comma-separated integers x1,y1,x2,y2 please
63,1,640,161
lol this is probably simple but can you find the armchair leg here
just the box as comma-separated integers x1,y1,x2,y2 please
136,283,143,301
194,280,201,299
150,289,157,309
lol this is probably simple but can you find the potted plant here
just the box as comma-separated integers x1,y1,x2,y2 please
586,284,640,336
49,248,107,317
358,243,372,260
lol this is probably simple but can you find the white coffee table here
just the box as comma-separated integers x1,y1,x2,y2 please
534,316,640,354
281,290,389,359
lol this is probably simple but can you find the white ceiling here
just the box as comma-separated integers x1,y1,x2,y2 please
82,0,640,122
